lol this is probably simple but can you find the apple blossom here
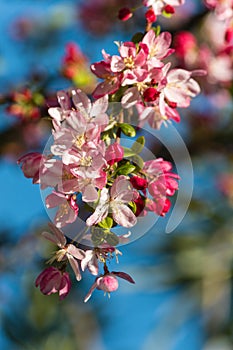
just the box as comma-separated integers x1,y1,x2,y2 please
35,267,71,300
86,175,139,228
42,223,85,280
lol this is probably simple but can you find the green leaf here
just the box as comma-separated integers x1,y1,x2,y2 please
162,11,172,18
105,231,119,246
131,136,145,154
91,227,107,246
131,32,144,44
152,25,161,36
98,217,113,229
130,154,144,169
119,123,136,137
123,147,136,157
116,163,136,175
128,201,137,214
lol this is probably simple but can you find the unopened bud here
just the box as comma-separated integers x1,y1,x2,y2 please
118,8,133,21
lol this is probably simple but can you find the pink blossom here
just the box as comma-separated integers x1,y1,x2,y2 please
144,158,179,195
146,197,171,216
91,61,122,98
81,250,99,276
110,41,149,85
142,30,174,61
160,64,203,110
42,223,85,280
143,158,179,216
46,192,79,228
105,143,124,165
62,141,106,173
35,266,71,300
137,103,180,129
86,175,138,228
49,89,109,153
17,152,44,184
84,271,135,302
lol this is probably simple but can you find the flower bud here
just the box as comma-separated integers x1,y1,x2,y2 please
130,176,148,190
35,266,71,300
118,8,133,21
97,274,119,292
143,87,160,102
145,9,156,23
163,5,175,14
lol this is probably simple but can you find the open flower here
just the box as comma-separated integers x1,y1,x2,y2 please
46,191,79,228
86,176,138,228
35,266,71,300
42,223,85,281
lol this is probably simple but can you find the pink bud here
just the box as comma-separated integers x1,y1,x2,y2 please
106,143,124,166
145,9,157,23
164,5,175,14
35,266,71,300
143,87,160,102
118,8,133,21
133,196,146,217
97,274,119,292
130,176,148,190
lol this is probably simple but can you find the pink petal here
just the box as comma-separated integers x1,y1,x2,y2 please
122,87,140,108
82,184,99,203
66,244,85,260
112,203,137,228
48,222,67,247
84,281,98,302
57,90,71,110
71,89,91,114
92,79,120,99
67,255,82,281
111,55,125,72
59,272,71,300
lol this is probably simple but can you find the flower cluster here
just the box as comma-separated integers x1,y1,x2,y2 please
18,19,204,302
18,85,180,300
18,88,180,230
91,29,203,129
35,223,135,301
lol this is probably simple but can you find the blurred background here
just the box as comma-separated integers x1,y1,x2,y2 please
0,0,232,349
